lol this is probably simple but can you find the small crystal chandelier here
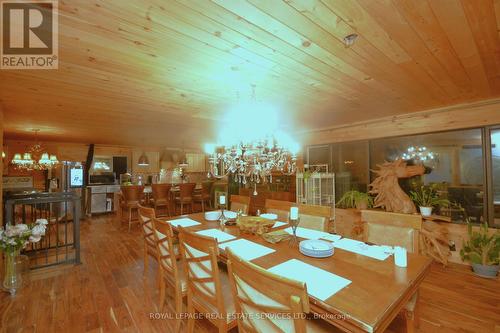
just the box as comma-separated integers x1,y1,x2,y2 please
11,129,60,171
401,146,436,162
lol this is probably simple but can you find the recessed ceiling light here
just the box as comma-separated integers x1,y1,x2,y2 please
343,33,358,47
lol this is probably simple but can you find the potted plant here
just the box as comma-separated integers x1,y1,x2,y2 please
336,190,373,210
409,186,449,217
335,191,373,240
460,222,500,278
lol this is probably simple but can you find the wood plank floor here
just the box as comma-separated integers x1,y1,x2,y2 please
1,214,499,333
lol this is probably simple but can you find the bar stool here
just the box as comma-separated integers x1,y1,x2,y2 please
193,181,213,212
120,185,145,232
152,183,172,217
175,183,196,215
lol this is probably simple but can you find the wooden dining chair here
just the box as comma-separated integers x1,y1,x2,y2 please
193,181,214,212
227,249,340,333
175,183,196,215
230,195,250,214
361,209,423,333
265,199,295,221
137,205,158,277
297,204,331,232
121,185,145,232
151,218,186,332
178,227,237,333
151,183,172,217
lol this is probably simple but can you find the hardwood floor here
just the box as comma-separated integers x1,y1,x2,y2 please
1,214,498,333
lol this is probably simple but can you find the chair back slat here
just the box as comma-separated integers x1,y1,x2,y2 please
230,195,251,214
152,218,180,283
178,228,226,316
138,205,156,243
265,199,295,221
361,210,422,253
121,185,144,202
227,250,309,333
297,204,331,232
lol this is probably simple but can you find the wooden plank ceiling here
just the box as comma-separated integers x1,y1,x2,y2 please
1,0,500,147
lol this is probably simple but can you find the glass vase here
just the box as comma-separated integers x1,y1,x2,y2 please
3,250,22,296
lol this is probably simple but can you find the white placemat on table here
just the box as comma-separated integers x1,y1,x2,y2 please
272,221,288,228
219,239,275,261
334,238,391,261
195,228,236,243
284,227,330,240
268,259,351,301
320,234,342,242
167,217,201,228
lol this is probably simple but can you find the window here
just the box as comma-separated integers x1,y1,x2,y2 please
370,129,485,224
331,141,369,199
490,129,500,227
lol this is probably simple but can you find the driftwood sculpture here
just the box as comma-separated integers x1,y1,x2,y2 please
369,159,425,214
421,220,451,266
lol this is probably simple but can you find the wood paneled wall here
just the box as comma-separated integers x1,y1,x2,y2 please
301,98,500,145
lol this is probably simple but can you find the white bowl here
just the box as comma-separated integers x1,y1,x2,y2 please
204,210,237,221
224,211,237,219
204,211,221,221
260,213,278,220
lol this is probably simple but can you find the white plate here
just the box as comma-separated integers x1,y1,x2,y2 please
260,213,278,220
300,240,334,252
204,211,221,221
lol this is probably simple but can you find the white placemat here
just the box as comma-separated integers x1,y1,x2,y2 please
334,238,391,261
284,227,330,240
195,228,236,243
268,259,351,301
167,217,201,228
219,239,275,261
272,221,288,228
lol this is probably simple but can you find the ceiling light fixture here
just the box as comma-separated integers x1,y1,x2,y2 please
343,33,358,47
204,85,299,187
137,152,150,166
10,129,59,171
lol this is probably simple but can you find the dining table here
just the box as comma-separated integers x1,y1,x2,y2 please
162,212,433,333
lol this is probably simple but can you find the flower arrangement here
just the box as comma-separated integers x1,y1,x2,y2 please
1,219,48,295
0,219,48,253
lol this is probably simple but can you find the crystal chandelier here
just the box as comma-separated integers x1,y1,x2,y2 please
205,135,298,185
11,129,60,171
204,86,299,186
401,146,436,162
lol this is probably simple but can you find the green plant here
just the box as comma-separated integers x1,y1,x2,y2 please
409,186,449,208
460,222,500,266
336,190,373,209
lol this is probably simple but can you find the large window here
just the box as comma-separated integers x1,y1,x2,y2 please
306,126,500,227
370,129,485,224
490,128,500,227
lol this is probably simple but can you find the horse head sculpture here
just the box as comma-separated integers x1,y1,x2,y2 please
369,159,425,214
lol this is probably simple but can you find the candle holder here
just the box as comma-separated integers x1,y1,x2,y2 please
219,204,228,229
288,217,300,246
